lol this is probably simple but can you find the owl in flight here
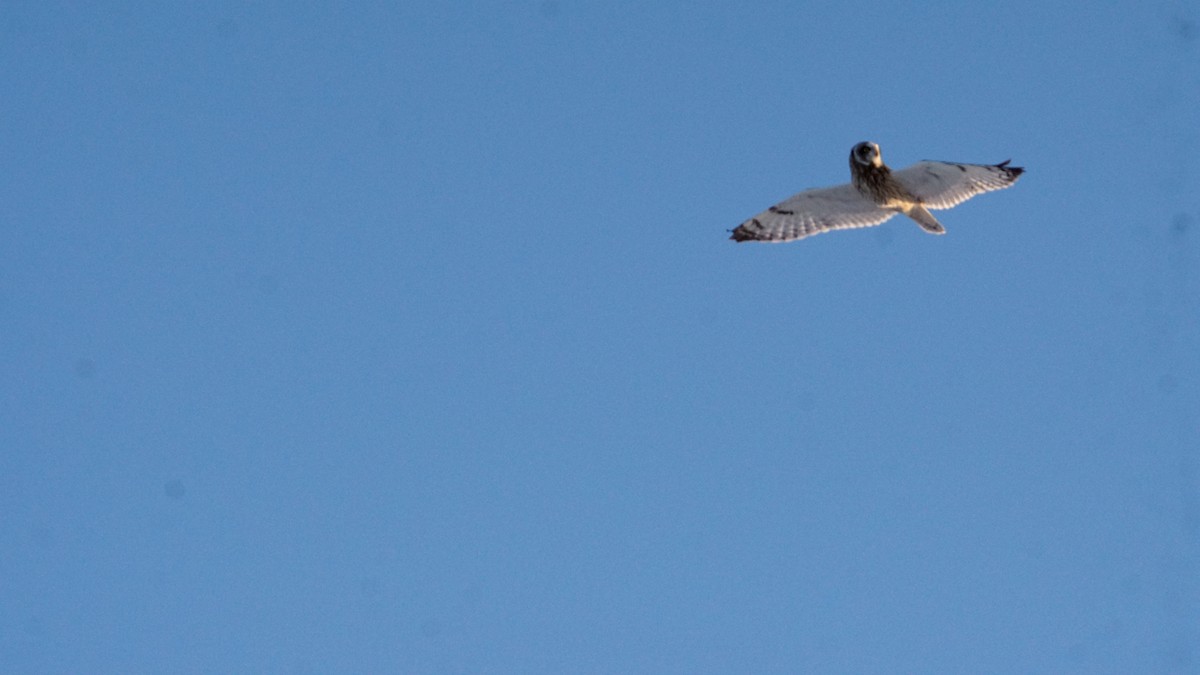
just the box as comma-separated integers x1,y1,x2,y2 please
730,142,1024,243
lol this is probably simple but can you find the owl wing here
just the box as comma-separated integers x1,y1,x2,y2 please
891,160,1024,210
730,183,897,243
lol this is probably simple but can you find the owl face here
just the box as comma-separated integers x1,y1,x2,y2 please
852,141,882,168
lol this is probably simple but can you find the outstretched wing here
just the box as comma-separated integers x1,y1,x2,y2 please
892,160,1024,210
730,183,896,243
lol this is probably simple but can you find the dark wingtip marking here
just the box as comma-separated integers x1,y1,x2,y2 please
995,159,1025,179
730,218,766,242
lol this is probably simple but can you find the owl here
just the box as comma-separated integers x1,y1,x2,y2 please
730,142,1024,243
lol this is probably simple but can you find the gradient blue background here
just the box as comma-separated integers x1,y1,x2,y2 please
2,2,1197,672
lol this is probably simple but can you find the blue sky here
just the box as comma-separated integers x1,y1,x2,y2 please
2,2,1197,672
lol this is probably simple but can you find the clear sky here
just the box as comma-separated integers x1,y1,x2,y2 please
2,2,1197,673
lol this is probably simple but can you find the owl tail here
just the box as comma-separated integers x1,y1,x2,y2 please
904,205,945,234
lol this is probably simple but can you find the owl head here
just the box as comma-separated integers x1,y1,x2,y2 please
851,141,882,168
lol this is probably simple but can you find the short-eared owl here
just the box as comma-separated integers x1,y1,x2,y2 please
730,142,1024,243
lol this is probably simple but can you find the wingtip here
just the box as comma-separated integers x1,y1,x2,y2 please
996,159,1025,179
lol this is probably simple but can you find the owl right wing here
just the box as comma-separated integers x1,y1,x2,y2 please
729,183,897,243
891,160,1024,210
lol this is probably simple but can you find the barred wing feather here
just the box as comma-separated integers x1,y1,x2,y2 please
892,160,1024,210
729,183,896,243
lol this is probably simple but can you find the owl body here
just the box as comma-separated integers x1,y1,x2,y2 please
850,142,907,207
730,141,1023,243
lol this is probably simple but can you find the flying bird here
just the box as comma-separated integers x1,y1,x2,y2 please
730,142,1024,243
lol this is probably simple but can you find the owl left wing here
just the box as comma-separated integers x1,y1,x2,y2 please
892,160,1024,210
730,183,896,243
